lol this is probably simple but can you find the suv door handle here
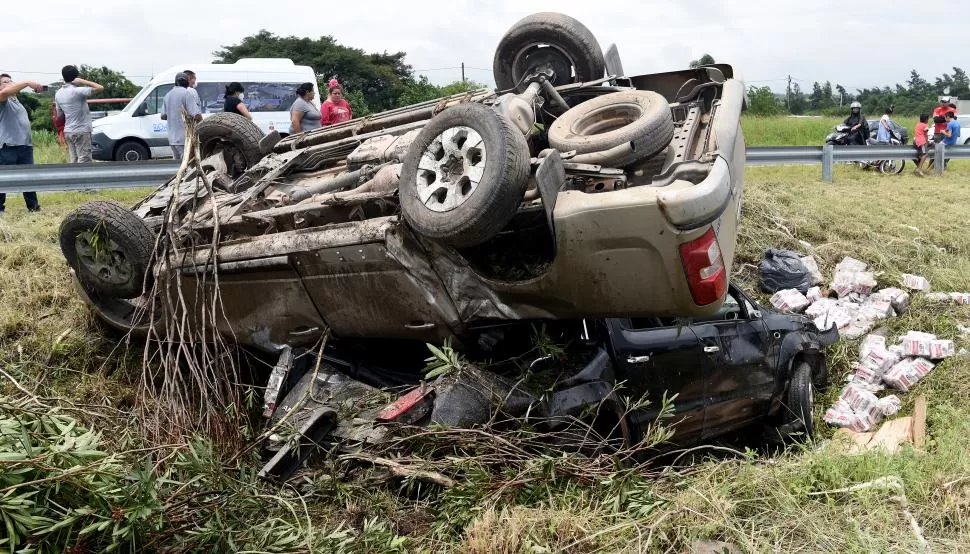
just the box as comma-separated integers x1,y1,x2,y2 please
626,355,651,364
704,346,720,353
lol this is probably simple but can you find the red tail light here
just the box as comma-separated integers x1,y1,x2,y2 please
679,228,727,306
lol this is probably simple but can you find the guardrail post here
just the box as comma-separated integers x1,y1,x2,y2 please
935,142,945,175
821,144,834,183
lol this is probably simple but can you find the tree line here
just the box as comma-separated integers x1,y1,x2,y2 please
748,68,969,116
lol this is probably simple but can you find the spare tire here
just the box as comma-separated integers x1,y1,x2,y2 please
493,12,605,92
399,103,530,248
60,201,156,299
548,90,674,167
197,112,263,178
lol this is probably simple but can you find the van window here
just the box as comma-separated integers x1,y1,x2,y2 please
134,84,174,117
194,82,306,114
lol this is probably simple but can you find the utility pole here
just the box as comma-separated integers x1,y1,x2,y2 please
461,62,465,83
786,75,792,110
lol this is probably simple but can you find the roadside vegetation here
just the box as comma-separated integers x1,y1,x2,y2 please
2,162,970,551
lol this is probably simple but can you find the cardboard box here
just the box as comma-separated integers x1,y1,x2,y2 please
770,289,811,313
836,257,868,274
860,335,887,359
806,286,824,303
902,273,931,291
801,256,824,286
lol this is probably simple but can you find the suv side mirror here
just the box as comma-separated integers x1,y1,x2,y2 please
133,103,149,117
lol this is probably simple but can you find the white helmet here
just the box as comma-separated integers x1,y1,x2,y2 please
941,96,951,103
850,101,861,110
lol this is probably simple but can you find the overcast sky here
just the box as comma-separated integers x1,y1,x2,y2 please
0,1,962,96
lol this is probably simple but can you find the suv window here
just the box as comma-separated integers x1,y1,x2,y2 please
627,293,742,329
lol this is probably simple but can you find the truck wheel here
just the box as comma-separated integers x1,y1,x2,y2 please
399,103,530,248
493,12,605,92
781,362,814,439
115,140,150,162
548,90,674,167
197,113,263,178
59,201,156,299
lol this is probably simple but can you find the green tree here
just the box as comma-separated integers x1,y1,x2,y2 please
689,54,715,68
809,81,825,109
821,81,834,108
77,65,139,98
789,82,807,114
214,31,413,113
747,86,782,116
906,70,930,97
951,67,969,97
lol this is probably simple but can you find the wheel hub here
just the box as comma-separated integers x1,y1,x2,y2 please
415,126,487,213
513,44,576,88
74,230,133,286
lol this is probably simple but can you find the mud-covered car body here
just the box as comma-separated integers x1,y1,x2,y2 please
83,64,745,353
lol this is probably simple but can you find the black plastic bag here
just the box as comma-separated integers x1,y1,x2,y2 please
759,248,812,293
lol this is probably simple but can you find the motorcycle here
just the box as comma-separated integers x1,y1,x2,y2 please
824,123,906,174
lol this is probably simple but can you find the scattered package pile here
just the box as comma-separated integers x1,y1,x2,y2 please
768,256,913,340
763,255,965,433
824,330,952,432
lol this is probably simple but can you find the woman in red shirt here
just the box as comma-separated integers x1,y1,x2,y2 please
320,79,352,126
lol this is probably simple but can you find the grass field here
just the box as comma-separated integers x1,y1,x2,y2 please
741,116,920,147
3,161,970,551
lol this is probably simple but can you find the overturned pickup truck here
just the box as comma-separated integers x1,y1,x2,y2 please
59,13,834,473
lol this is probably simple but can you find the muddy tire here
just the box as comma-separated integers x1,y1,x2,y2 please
548,90,674,167
60,201,156,299
197,112,263,178
782,362,814,439
70,270,152,339
493,12,605,92
399,103,530,248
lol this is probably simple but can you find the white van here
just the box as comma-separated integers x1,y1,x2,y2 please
91,58,320,161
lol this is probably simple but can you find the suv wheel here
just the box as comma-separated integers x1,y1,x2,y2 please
549,90,675,168
59,201,156,299
399,103,530,248
493,12,605,92
781,361,815,440
197,113,264,178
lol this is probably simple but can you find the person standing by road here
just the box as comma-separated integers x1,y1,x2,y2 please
54,65,103,164
289,82,320,134
183,69,202,113
223,82,253,120
941,111,961,170
932,97,954,143
913,113,930,176
876,106,894,143
0,73,43,213
160,72,202,161
320,79,352,126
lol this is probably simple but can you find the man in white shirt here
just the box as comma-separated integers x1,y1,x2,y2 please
53,65,104,163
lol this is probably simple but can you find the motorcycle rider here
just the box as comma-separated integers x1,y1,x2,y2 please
843,101,870,145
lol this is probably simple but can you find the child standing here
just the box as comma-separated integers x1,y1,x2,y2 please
914,113,929,176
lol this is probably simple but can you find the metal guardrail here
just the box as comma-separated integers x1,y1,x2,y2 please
0,144,966,193
747,142,964,182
